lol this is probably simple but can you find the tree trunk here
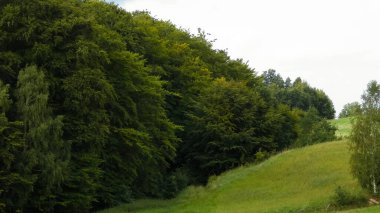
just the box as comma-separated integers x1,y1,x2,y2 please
373,175,377,194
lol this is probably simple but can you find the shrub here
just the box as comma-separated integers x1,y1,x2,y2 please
255,149,269,163
294,108,337,147
163,168,190,198
331,186,367,208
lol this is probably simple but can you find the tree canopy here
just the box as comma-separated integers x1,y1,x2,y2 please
339,102,361,118
350,81,380,195
0,1,336,212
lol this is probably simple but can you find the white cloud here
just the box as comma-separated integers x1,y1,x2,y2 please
114,0,380,115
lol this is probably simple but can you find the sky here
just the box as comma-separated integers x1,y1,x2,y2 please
108,0,380,116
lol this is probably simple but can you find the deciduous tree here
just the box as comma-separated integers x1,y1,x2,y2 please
16,65,69,211
350,81,380,194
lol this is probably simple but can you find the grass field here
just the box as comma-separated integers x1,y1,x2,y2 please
342,206,380,212
99,140,364,213
330,117,354,138
328,118,380,213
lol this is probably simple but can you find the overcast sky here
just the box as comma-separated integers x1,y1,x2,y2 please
108,0,380,116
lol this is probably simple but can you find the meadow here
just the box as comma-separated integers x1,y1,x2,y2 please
99,117,380,213
100,140,365,213
330,117,354,138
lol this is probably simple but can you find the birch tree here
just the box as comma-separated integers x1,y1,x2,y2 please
350,80,380,194
17,65,69,211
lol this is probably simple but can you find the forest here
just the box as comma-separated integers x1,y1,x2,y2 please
0,0,337,212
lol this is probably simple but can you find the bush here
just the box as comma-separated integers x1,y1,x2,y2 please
255,149,269,163
332,186,367,208
163,168,190,198
294,108,337,147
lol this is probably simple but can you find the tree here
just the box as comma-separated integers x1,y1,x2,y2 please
16,65,69,211
183,78,271,182
339,102,361,118
279,77,335,119
0,0,339,210
59,68,114,212
265,104,299,150
0,80,33,212
294,108,336,147
350,80,380,194
262,69,285,87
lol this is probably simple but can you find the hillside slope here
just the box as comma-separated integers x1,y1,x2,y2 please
100,140,363,213
330,117,354,138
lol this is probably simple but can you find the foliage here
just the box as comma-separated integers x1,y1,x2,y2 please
350,81,380,195
0,80,33,212
0,0,337,211
16,65,69,212
265,104,299,150
294,108,337,147
262,70,336,119
161,168,190,198
183,78,270,182
100,141,362,213
332,186,367,209
262,69,285,87
340,102,361,118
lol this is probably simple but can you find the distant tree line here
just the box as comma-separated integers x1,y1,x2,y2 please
0,0,336,212
339,102,361,118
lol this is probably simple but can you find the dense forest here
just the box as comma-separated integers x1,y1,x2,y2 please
0,0,336,212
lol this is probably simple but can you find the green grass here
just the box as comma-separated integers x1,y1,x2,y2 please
341,206,380,212
99,140,364,213
330,117,354,138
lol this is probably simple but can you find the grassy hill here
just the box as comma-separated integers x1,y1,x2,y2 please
100,117,380,213
100,140,364,213
330,117,354,138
